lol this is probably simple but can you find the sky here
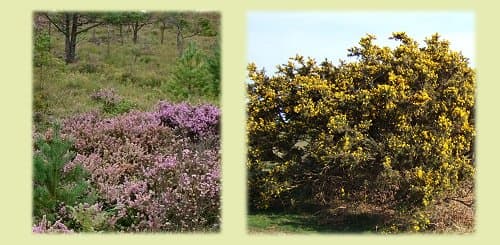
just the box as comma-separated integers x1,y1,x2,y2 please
247,12,475,73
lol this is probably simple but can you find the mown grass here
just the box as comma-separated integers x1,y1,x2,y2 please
33,21,219,130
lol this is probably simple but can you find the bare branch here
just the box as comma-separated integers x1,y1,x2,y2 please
76,22,103,35
43,13,67,36
450,198,474,208
184,30,201,39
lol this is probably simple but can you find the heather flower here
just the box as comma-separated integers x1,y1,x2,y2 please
32,215,73,233
91,88,122,105
157,101,220,137
58,101,221,232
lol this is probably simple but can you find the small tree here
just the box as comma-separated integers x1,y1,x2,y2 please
33,124,97,223
123,12,152,44
33,31,51,84
167,42,218,99
162,12,216,56
206,40,221,97
157,13,169,45
103,12,129,45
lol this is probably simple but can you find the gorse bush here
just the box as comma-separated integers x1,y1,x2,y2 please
247,32,475,230
59,101,220,232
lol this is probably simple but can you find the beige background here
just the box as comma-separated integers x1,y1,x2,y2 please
0,0,497,243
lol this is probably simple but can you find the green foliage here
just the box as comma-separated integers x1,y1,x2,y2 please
77,62,100,73
206,42,221,96
123,12,151,23
33,91,50,118
247,32,475,231
197,17,217,36
166,42,219,100
102,12,128,25
33,32,51,67
102,99,136,116
69,203,110,232
33,124,98,222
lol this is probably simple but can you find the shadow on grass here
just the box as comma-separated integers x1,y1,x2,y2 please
248,210,392,233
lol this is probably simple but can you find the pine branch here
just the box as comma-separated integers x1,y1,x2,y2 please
43,13,67,36
76,22,103,35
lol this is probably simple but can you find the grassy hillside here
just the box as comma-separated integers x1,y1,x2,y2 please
33,12,220,130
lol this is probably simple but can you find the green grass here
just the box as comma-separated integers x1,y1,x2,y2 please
248,210,389,234
248,213,321,234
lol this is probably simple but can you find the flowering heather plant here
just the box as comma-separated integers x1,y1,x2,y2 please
157,101,220,138
60,101,221,232
91,88,122,105
32,215,73,233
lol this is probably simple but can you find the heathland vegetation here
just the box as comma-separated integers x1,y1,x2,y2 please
32,11,221,232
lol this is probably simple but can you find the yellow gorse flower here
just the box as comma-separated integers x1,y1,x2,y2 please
246,32,475,225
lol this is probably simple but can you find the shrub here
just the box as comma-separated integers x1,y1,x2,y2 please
91,88,122,105
91,88,135,115
157,101,220,138
61,102,221,232
206,42,221,96
141,77,163,87
32,215,73,233
166,42,219,100
119,71,141,84
246,32,475,230
33,124,98,224
69,203,110,232
78,62,100,73
33,32,51,68
33,31,64,83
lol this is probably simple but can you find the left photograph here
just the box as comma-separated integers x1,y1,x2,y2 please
32,11,221,233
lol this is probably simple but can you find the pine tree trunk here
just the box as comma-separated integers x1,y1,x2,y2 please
160,27,165,45
64,14,71,63
119,24,124,45
65,14,78,63
132,22,139,44
176,31,184,57
106,24,111,56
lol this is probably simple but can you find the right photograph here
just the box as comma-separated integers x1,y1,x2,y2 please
246,12,475,233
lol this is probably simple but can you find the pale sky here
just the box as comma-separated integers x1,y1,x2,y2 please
248,12,475,73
